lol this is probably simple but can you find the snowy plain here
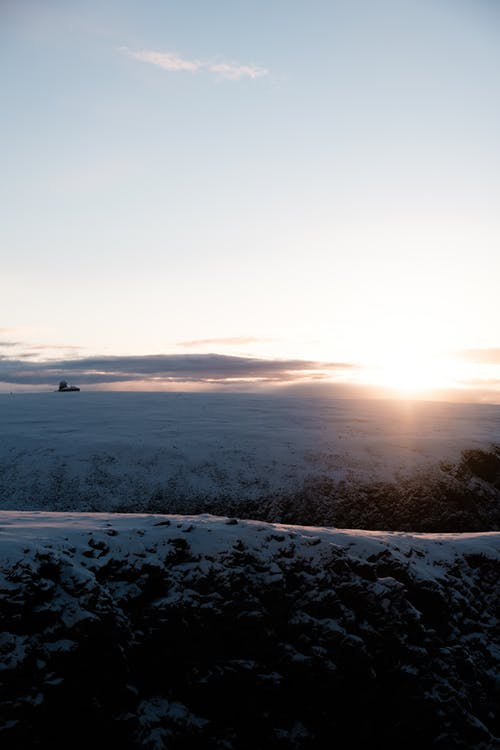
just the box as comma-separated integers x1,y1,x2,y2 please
1,392,499,516
2,393,500,748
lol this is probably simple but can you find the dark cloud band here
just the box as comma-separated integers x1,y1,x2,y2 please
0,353,356,387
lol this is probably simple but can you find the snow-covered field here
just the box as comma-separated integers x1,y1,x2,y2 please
1,392,500,529
1,511,499,748
2,395,500,747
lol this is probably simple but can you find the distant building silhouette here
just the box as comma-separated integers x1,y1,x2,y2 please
57,380,80,392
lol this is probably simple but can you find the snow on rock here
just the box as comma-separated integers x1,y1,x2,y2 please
0,511,499,749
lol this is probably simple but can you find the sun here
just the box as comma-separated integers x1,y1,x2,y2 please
361,351,458,395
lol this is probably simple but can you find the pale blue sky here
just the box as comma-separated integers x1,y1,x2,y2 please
1,0,500,395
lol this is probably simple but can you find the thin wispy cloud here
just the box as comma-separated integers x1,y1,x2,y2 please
119,47,268,80
27,344,82,352
178,337,272,347
458,349,500,365
0,328,21,335
206,61,268,80
458,377,500,386
0,341,82,358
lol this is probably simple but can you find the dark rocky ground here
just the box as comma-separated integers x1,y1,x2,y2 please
0,514,499,749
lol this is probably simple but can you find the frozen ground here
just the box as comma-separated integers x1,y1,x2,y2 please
1,393,500,529
2,395,500,748
0,511,499,749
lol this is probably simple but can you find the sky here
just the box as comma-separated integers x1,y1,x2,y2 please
1,0,500,398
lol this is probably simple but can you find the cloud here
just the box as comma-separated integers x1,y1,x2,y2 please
0,341,82,360
458,349,500,364
178,337,272,347
457,377,500,387
26,344,82,351
121,48,201,73
0,353,356,388
119,47,268,80
206,61,268,80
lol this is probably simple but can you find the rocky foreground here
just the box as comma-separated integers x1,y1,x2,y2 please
0,512,499,749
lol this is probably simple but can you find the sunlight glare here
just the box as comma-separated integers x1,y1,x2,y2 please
362,350,459,395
